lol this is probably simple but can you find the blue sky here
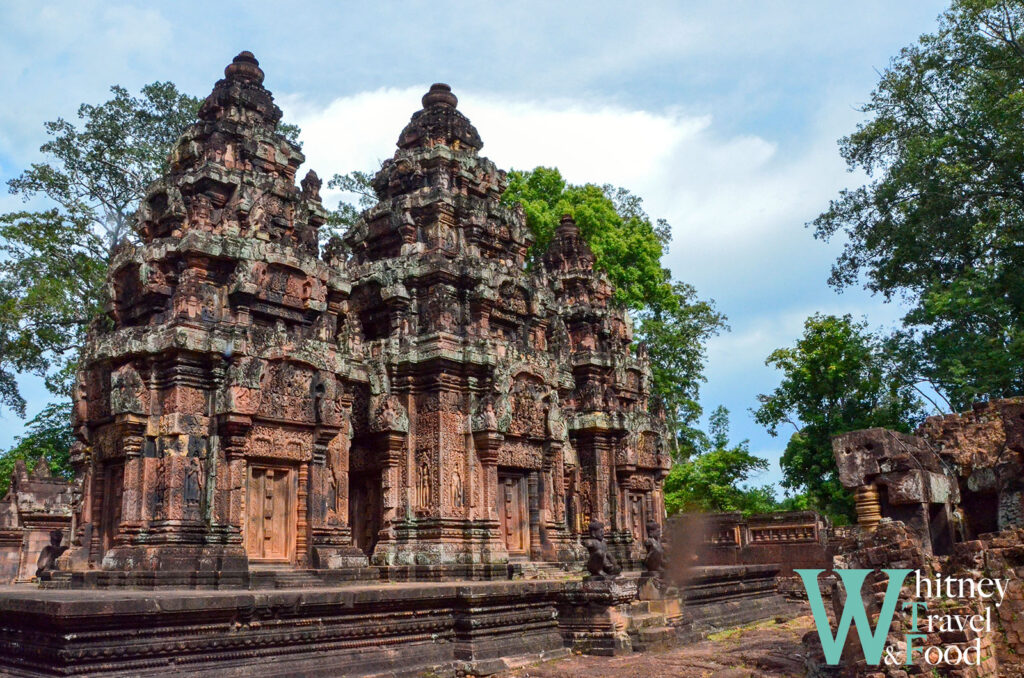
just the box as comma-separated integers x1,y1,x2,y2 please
0,1,950,491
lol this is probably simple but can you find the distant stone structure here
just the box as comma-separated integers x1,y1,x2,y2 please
684,510,831,576
62,52,669,581
0,459,73,583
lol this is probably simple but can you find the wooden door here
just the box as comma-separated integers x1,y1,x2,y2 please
101,463,124,555
245,465,296,563
628,492,647,544
349,470,381,557
497,473,528,556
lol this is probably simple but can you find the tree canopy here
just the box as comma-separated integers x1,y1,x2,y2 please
1,83,202,411
754,314,924,522
501,167,727,459
814,0,1024,411
0,402,74,497
663,406,776,516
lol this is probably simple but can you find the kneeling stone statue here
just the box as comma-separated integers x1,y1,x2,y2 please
36,529,68,578
583,521,621,579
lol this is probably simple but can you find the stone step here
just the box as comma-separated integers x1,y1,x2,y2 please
631,625,677,652
627,611,668,630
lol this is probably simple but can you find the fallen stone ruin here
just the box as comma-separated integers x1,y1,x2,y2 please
801,398,1024,677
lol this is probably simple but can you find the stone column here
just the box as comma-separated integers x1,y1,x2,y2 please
591,433,613,525
218,414,252,542
115,414,147,541
855,484,882,533
380,432,407,526
473,431,502,521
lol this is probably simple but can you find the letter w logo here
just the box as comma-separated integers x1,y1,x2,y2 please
796,568,911,665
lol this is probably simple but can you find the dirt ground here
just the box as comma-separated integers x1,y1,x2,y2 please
501,615,815,678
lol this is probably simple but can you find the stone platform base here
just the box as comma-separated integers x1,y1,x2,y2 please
0,580,568,677
1,565,804,676
39,566,382,590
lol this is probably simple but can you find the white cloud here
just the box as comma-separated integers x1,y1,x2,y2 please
284,85,858,303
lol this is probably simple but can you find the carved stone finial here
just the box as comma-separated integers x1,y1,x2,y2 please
397,83,481,151
224,51,264,84
422,83,458,109
301,170,322,202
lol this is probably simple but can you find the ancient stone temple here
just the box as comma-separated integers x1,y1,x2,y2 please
0,459,73,583
63,52,670,581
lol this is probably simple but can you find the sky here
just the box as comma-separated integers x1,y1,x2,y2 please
0,0,951,491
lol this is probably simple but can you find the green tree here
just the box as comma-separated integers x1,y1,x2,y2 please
814,0,1024,410
1,83,202,410
502,167,727,458
503,167,672,309
326,169,377,238
663,406,776,516
754,314,924,522
0,402,74,497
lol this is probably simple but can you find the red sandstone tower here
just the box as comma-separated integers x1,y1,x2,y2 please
62,53,669,581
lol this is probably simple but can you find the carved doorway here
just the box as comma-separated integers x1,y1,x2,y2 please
497,472,529,557
100,462,124,555
245,465,296,563
627,492,647,544
349,470,381,557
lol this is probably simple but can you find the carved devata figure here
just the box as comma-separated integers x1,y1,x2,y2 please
642,520,665,583
583,521,621,578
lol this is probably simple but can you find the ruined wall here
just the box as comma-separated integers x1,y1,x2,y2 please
0,459,73,583
917,398,1024,536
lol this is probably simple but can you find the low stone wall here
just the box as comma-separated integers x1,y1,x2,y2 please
0,565,805,677
0,580,568,677
676,510,832,576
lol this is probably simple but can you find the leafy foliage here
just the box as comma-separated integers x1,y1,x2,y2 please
325,169,377,240
501,167,727,458
754,314,925,522
1,83,202,409
503,167,672,309
663,406,776,516
814,0,1024,410
0,402,74,497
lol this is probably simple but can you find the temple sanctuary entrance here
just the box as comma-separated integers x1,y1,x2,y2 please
100,463,124,555
349,470,381,557
627,492,648,544
497,472,529,557
245,465,296,563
